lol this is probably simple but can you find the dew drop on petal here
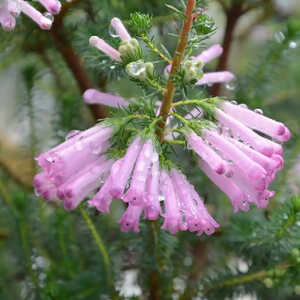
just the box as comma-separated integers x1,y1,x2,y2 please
66,130,81,140
108,24,119,38
254,108,263,115
239,103,248,109
43,12,54,22
230,100,238,105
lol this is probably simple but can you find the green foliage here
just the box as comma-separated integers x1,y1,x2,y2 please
0,0,300,300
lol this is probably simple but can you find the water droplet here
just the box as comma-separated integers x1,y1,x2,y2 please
66,130,81,140
274,31,285,43
254,108,263,115
289,41,297,49
108,24,119,38
126,60,146,78
225,81,237,91
110,65,116,70
230,100,238,105
239,103,248,109
43,12,54,22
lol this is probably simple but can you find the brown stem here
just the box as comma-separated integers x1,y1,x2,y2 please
50,1,107,120
158,0,196,141
179,242,208,300
211,3,243,97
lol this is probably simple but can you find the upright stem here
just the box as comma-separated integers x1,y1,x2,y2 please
211,3,243,96
158,0,196,141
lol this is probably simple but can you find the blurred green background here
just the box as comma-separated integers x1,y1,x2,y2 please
0,0,300,299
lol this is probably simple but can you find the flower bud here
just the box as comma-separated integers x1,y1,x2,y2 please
182,59,204,83
126,60,154,81
119,38,142,63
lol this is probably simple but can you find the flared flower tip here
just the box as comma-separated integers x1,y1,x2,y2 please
1,15,16,31
195,44,223,64
111,17,131,41
83,89,97,104
89,36,100,47
47,1,61,15
39,17,52,30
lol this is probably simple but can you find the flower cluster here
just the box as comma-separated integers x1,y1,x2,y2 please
34,129,219,235
0,0,61,31
184,100,290,212
164,44,234,86
33,15,291,237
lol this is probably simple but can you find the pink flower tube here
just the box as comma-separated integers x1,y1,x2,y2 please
123,139,155,205
89,36,121,61
34,172,59,202
38,0,61,14
221,102,290,141
58,157,113,210
88,159,123,213
110,17,131,41
160,170,187,234
19,0,53,30
171,168,219,235
144,152,161,220
119,204,144,232
0,0,16,30
216,108,283,156
196,72,234,86
194,44,223,64
83,89,129,108
36,126,112,185
110,137,143,199
203,129,267,191
198,159,250,213
186,130,227,175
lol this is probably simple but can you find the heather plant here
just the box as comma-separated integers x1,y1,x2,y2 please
0,0,300,299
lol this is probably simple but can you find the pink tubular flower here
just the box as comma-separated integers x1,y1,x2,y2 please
110,137,143,199
34,124,114,209
144,152,161,220
215,108,283,157
38,0,61,14
203,129,267,191
34,172,59,202
123,139,155,205
186,130,227,175
110,17,131,41
89,36,121,61
171,169,219,235
198,160,250,213
58,157,113,210
160,170,187,234
19,0,53,30
196,72,234,86
36,125,112,185
164,44,234,86
194,44,223,64
119,204,144,232
88,159,123,213
183,100,290,212
0,0,16,30
220,102,290,142
83,89,128,108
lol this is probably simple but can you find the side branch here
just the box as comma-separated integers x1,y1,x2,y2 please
50,1,107,119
